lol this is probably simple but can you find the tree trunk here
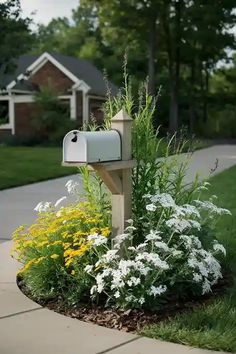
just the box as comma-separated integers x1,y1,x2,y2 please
203,67,209,122
147,14,156,96
168,0,181,134
169,79,178,134
189,61,196,134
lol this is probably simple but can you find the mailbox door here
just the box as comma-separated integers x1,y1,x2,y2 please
63,131,87,162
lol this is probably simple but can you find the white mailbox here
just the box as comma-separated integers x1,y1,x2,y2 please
63,130,121,163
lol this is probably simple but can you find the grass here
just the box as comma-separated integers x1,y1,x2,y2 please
0,139,210,190
141,165,236,352
0,146,78,190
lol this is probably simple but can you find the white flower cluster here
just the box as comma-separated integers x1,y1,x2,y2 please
34,201,52,212
85,192,229,308
193,200,231,216
65,179,81,196
33,178,81,213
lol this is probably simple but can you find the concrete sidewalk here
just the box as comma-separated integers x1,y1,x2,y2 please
1,145,235,354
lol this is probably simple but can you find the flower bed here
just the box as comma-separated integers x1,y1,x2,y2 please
12,75,232,335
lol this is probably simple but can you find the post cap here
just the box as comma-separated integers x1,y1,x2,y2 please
111,109,133,122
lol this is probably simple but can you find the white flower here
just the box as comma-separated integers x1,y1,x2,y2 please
90,285,97,295
114,291,120,298
118,260,136,276
166,218,201,233
127,276,141,287
154,241,169,252
172,250,183,257
194,200,231,216
213,241,226,256
102,249,118,262
34,201,52,213
54,196,67,207
137,243,147,250
175,204,200,219
143,193,152,199
166,218,191,233
88,233,107,246
193,273,202,283
151,193,176,208
84,265,93,273
65,179,80,195
139,265,151,276
202,279,211,294
95,274,105,293
145,252,169,269
111,270,125,288
146,203,156,212
138,297,145,305
180,235,202,250
148,285,167,297
114,233,131,248
145,230,162,241
126,219,134,224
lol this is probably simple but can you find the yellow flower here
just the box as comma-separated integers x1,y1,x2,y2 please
38,241,48,247
101,227,110,237
65,259,73,267
71,270,75,275
50,254,59,260
35,256,46,264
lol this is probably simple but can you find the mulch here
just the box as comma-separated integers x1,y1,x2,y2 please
18,274,231,333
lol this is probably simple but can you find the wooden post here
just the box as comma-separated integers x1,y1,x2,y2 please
62,109,135,238
110,109,133,236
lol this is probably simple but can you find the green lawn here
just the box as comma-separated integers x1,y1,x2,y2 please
141,166,236,352
0,146,78,190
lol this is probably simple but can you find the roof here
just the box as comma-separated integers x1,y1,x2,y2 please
0,53,118,96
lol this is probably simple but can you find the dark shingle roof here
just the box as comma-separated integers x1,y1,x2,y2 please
0,53,118,96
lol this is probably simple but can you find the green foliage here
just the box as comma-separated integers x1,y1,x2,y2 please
141,165,236,353
33,86,77,144
0,0,33,87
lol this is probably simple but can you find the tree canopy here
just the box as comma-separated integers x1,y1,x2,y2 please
3,0,236,136
0,0,33,84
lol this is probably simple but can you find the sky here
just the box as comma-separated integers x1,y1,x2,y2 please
20,0,79,25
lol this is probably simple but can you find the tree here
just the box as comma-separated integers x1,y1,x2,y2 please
32,0,236,136
33,86,76,144
0,0,33,86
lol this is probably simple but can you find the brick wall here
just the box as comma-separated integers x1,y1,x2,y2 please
14,102,39,137
30,61,73,94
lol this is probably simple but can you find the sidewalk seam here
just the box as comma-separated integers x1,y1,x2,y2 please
0,307,42,320
96,337,141,354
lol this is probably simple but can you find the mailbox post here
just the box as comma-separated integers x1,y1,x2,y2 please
110,110,133,236
62,109,136,238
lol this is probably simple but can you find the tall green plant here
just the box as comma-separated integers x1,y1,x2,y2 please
81,65,202,241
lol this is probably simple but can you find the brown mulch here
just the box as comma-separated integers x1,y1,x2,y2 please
18,274,231,333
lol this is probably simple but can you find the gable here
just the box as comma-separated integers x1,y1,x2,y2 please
30,61,74,94
3,52,118,97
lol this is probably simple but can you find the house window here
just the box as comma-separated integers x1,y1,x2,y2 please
0,100,9,125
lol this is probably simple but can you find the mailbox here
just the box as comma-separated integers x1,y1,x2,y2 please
63,130,121,163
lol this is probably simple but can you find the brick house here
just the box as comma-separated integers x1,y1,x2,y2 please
0,52,118,139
